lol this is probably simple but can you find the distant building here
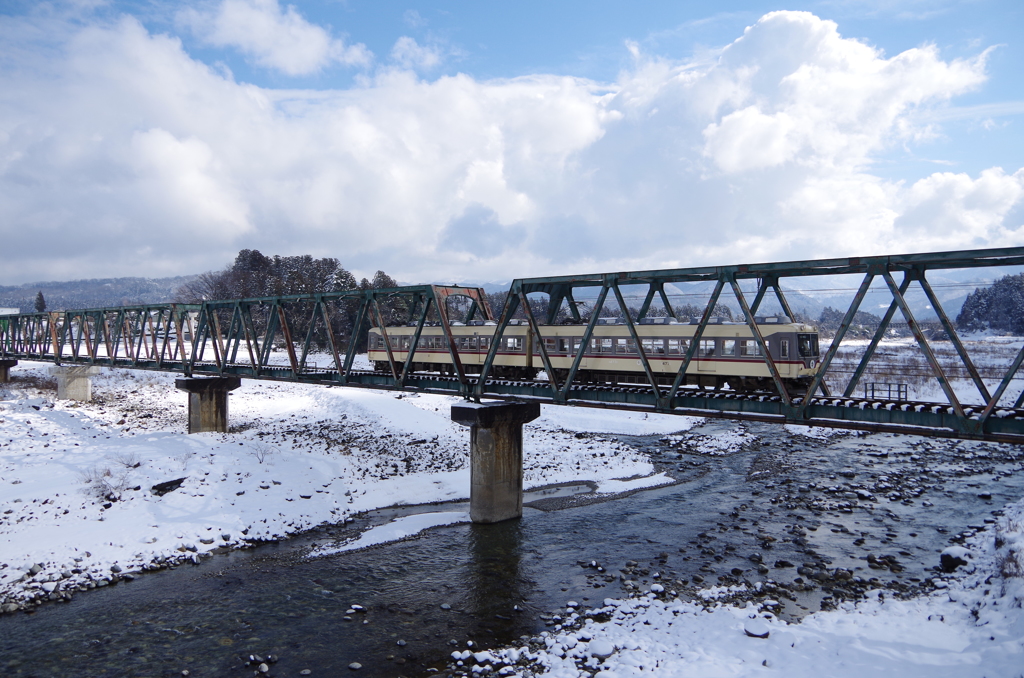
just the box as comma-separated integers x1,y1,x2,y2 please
0,308,18,316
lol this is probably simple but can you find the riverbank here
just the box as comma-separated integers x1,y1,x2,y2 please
0,360,698,613
473,494,1024,678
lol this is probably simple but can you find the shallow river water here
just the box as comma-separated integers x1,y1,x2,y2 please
2,421,1023,678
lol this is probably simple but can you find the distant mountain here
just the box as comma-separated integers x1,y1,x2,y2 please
0,276,198,313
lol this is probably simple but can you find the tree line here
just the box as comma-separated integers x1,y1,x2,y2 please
956,273,1024,335
174,250,403,353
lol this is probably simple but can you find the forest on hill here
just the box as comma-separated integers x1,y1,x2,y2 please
956,273,1024,335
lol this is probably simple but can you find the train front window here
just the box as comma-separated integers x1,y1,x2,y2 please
798,333,819,357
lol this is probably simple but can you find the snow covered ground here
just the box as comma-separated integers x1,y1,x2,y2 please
3,351,1024,677
461,498,1024,677
0,360,693,612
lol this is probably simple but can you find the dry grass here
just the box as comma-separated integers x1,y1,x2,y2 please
12,374,57,391
78,465,134,500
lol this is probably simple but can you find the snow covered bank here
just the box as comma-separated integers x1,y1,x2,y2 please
469,498,1024,678
1,361,679,612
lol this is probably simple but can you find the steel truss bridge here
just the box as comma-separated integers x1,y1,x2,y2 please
4,247,1024,444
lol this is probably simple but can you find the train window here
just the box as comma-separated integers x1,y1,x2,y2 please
780,339,790,358
592,337,612,352
798,333,818,357
699,339,716,357
722,339,736,356
401,336,412,350
573,338,583,354
505,336,523,352
557,337,571,353
389,336,400,348
544,337,557,352
740,340,761,357
667,338,689,354
641,338,665,355
615,338,636,354
479,336,490,350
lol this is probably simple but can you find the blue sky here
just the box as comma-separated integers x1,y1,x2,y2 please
0,0,1022,284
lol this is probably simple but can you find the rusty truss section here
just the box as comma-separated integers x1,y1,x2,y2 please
3,248,1024,444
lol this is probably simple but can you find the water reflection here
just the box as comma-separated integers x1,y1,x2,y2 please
465,520,528,641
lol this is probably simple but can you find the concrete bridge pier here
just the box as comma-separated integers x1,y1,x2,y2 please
0,360,17,383
452,401,541,524
50,366,102,401
175,377,242,434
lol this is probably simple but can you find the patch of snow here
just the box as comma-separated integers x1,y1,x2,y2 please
594,473,673,494
308,511,470,556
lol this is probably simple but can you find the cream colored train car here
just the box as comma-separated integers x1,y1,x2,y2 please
367,316,821,393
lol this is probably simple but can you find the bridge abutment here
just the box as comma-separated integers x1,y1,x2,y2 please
0,360,16,383
50,366,101,401
175,377,242,434
452,401,540,524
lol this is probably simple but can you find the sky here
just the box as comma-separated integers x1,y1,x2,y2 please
1,0,1023,286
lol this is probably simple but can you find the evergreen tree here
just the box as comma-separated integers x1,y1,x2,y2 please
957,274,1024,334
34,291,46,313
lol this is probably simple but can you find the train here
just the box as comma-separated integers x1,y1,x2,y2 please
368,315,821,394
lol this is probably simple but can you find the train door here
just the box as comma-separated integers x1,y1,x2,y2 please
571,337,586,369
697,338,717,372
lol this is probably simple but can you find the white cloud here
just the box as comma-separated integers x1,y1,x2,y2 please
390,36,443,71
180,0,371,75
699,11,987,173
0,8,1020,286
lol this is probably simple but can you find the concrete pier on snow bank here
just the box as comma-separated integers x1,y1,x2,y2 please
452,400,541,524
175,377,242,434
50,366,102,401
0,360,16,383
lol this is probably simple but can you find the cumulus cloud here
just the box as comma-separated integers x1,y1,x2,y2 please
0,8,1020,286
700,12,987,173
179,0,371,75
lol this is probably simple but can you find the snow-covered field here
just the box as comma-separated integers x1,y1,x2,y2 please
461,499,1024,677
828,335,1024,406
0,360,693,612
3,351,1024,677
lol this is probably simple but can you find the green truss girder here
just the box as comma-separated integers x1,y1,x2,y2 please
2,247,1024,443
